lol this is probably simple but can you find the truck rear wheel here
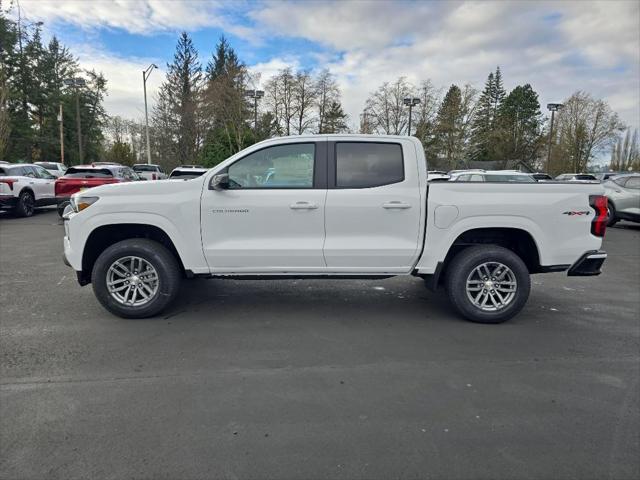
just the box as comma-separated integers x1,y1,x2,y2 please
92,238,181,319
445,245,530,324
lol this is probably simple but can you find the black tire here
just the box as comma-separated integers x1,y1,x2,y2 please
15,190,35,217
607,202,618,227
445,245,530,324
57,201,70,217
92,238,181,319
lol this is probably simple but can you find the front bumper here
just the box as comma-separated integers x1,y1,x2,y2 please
568,250,607,276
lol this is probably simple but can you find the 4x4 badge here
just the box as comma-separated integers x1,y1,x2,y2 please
563,211,591,216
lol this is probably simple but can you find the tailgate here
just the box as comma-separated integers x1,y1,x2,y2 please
55,178,119,197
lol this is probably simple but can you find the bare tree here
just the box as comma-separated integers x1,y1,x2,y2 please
292,70,316,134
315,69,340,134
553,91,625,173
363,77,413,135
610,128,639,172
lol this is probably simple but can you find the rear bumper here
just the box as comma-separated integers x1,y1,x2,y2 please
0,195,17,209
568,250,607,276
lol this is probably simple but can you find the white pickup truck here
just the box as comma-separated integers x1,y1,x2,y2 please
62,135,608,323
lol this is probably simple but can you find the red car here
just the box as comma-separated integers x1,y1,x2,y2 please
55,165,142,216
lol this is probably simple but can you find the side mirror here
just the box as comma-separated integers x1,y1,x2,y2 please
210,173,230,190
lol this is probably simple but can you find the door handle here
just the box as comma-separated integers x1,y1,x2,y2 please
290,201,319,210
382,201,411,209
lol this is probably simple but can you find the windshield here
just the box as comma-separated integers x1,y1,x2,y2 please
486,174,536,183
38,162,59,170
133,165,159,172
170,170,205,179
64,168,113,178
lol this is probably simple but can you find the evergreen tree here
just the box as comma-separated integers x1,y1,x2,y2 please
470,66,506,162
321,101,348,133
435,85,464,169
493,84,543,168
154,32,203,166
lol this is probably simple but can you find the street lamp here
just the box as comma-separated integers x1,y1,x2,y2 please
246,89,265,131
143,63,158,164
403,97,420,136
546,102,563,173
64,77,86,163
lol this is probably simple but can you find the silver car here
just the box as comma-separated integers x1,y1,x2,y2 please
603,174,640,226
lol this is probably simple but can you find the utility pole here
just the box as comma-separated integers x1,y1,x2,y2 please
246,89,264,132
64,77,86,163
143,64,157,164
58,103,64,164
403,97,420,136
546,103,563,173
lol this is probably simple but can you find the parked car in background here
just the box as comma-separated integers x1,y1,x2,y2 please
427,170,450,182
555,173,598,182
92,162,122,167
596,172,638,182
602,173,640,226
35,161,68,178
169,166,208,179
132,163,167,181
451,170,536,183
0,163,57,216
532,173,553,181
55,165,142,216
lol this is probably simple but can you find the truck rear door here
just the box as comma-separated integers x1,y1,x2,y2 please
323,140,424,272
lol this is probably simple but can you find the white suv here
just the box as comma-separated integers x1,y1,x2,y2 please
35,161,68,178
0,164,57,216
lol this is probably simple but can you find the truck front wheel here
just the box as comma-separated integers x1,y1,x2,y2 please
445,245,530,324
91,238,181,318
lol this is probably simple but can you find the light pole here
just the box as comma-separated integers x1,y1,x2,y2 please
143,64,157,164
58,104,64,165
546,102,563,173
246,89,264,131
403,97,420,136
64,77,86,163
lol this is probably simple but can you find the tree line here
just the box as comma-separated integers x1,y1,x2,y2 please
0,6,107,164
1,11,637,174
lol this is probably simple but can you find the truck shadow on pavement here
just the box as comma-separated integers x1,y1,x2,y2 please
157,277,466,325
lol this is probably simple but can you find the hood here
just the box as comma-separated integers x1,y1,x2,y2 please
80,177,207,197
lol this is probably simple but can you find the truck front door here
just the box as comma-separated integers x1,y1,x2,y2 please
201,141,328,273
323,140,424,272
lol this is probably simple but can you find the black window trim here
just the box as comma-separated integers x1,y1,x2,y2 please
328,140,405,189
217,141,327,190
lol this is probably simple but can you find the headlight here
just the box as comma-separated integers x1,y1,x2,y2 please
71,196,99,212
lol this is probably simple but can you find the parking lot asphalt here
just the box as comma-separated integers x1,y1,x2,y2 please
1,209,639,480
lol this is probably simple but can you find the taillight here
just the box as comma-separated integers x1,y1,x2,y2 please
589,195,607,237
0,179,15,190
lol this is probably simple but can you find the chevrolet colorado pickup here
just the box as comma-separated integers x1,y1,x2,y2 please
62,135,608,323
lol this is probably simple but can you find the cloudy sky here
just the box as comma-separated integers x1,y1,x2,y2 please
15,0,640,132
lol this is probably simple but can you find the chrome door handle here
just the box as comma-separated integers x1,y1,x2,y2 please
290,201,319,210
383,201,411,209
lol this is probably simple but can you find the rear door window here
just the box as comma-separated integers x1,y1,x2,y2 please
335,142,404,188
625,177,640,189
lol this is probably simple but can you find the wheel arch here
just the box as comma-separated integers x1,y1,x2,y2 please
425,227,542,290
80,223,187,285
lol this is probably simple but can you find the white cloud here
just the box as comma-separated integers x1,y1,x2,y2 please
21,0,638,135
18,0,249,36
71,46,164,120
252,0,640,131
